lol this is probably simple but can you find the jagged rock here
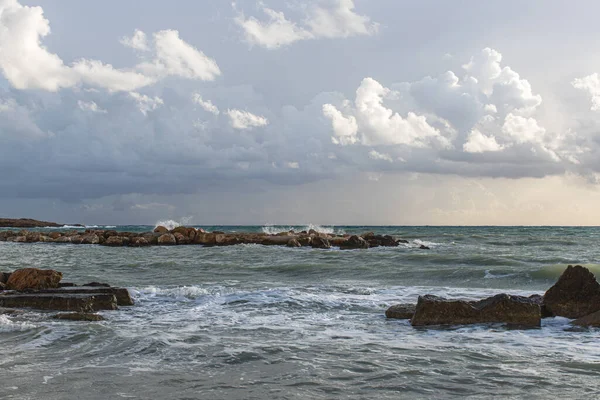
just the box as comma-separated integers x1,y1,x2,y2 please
158,233,177,245
287,239,301,247
154,226,169,234
411,294,541,327
0,293,117,312
340,235,369,249
543,265,600,318
419,245,430,250
53,312,105,322
6,268,63,291
103,230,118,239
311,237,331,249
572,310,600,327
528,294,554,318
385,304,416,320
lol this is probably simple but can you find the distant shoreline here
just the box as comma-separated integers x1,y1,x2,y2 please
0,218,82,228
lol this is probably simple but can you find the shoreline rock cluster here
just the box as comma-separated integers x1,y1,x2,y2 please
0,226,416,250
0,218,75,228
0,268,133,321
386,265,600,328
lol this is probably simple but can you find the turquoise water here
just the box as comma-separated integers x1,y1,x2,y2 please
1,225,599,399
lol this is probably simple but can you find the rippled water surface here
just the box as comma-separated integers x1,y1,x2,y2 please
1,226,600,399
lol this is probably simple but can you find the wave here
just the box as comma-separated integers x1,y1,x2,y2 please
154,217,193,231
0,315,35,332
261,224,342,235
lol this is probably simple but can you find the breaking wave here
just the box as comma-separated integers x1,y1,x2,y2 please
154,217,193,231
261,224,342,235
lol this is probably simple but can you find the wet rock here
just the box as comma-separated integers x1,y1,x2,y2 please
340,235,369,250
154,226,169,234
195,232,216,246
0,307,24,315
385,304,416,320
0,293,118,312
55,236,72,243
572,310,600,327
129,237,150,247
104,236,126,247
0,282,6,291
287,239,301,248
308,229,318,236
37,286,133,306
528,294,554,318
48,232,62,240
411,294,541,327
81,234,100,245
173,232,190,245
329,237,347,247
82,282,111,287
397,239,409,244
297,236,312,247
0,272,10,284
6,268,63,291
311,237,331,249
53,312,105,322
59,283,76,287
158,234,177,245
70,235,84,245
103,230,118,239
419,245,431,250
543,265,600,318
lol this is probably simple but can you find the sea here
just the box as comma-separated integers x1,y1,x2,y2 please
1,224,599,399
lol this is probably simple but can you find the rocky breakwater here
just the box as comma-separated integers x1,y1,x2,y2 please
0,226,413,250
0,268,133,321
385,265,600,329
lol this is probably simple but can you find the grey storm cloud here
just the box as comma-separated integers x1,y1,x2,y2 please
2,0,600,224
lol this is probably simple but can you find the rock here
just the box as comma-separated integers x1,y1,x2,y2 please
297,236,312,246
308,229,318,236
6,268,63,291
0,218,63,228
129,237,150,247
70,235,84,245
154,226,169,234
55,236,72,243
81,234,100,245
543,265,600,318
173,232,190,245
411,294,541,327
287,239,301,247
385,304,416,320
103,230,118,239
82,282,111,287
37,286,133,306
0,282,6,291
397,239,409,244
361,232,375,240
311,237,331,249
104,236,125,247
572,310,600,327
195,233,217,246
0,293,117,312
528,294,554,318
158,233,177,245
53,312,105,322
48,232,62,240
340,235,369,249
419,245,430,250
0,272,10,284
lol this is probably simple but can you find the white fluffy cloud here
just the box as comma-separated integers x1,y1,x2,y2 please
0,0,219,92
129,92,164,115
235,0,378,49
463,129,504,153
368,150,393,162
573,73,600,111
226,109,269,129
192,93,220,115
78,100,107,114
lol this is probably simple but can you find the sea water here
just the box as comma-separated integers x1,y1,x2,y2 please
1,226,599,399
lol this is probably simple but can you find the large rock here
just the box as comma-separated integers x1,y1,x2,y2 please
173,232,190,245
154,226,169,234
6,268,63,291
104,236,126,247
411,294,541,327
385,304,416,320
33,286,134,306
287,238,301,248
0,272,10,284
543,265,600,318
0,293,117,312
311,237,331,249
572,310,600,327
340,235,369,249
158,233,177,245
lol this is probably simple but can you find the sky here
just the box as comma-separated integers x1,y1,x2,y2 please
2,0,600,226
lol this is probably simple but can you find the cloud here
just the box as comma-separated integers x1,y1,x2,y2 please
573,73,600,111
0,0,219,92
77,100,107,114
463,129,504,153
234,0,377,49
129,92,164,115
192,93,220,115
120,29,149,51
368,150,393,162
226,109,269,129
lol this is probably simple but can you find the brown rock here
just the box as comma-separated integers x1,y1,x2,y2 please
129,237,150,247
6,268,63,291
154,226,169,234
158,233,177,245
543,265,600,318
385,304,416,320
311,237,331,249
297,236,312,246
173,232,190,245
53,312,105,321
411,294,541,327
287,239,301,248
340,235,369,249
528,294,554,318
0,272,10,284
104,236,125,247
48,232,62,240
81,234,100,245
195,233,217,246
572,310,600,327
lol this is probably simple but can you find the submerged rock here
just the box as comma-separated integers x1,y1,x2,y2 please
419,245,431,250
53,312,105,322
6,268,63,291
543,265,600,318
385,304,416,320
411,294,541,327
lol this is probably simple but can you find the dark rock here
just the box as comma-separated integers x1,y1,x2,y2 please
287,239,301,248
103,230,118,239
397,239,409,244
158,234,177,245
411,294,541,327
528,294,554,318
385,304,416,320
543,265,600,318
308,229,318,236
153,226,169,234
81,234,100,245
173,232,190,245
572,310,600,327
129,237,150,247
6,268,63,290
0,293,118,312
53,312,105,322
419,245,430,250
59,283,76,288
297,236,312,246
0,282,6,291
82,282,111,287
104,236,125,247
36,286,133,306
0,272,10,284
340,235,369,249
311,237,331,249
0,218,63,228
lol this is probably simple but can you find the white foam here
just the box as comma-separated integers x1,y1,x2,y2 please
261,224,341,235
0,315,36,332
154,217,193,231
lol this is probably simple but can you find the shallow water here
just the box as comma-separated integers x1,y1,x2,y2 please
1,226,599,399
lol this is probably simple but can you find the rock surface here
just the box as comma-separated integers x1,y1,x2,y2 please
6,268,63,291
158,234,177,245
411,294,541,327
385,304,416,320
571,310,600,327
0,293,117,312
543,265,600,318
340,235,369,249
53,312,105,321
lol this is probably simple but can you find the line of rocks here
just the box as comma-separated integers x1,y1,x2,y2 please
0,226,416,250
0,268,133,321
386,265,600,329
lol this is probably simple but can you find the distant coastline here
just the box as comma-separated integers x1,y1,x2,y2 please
0,218,82,228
